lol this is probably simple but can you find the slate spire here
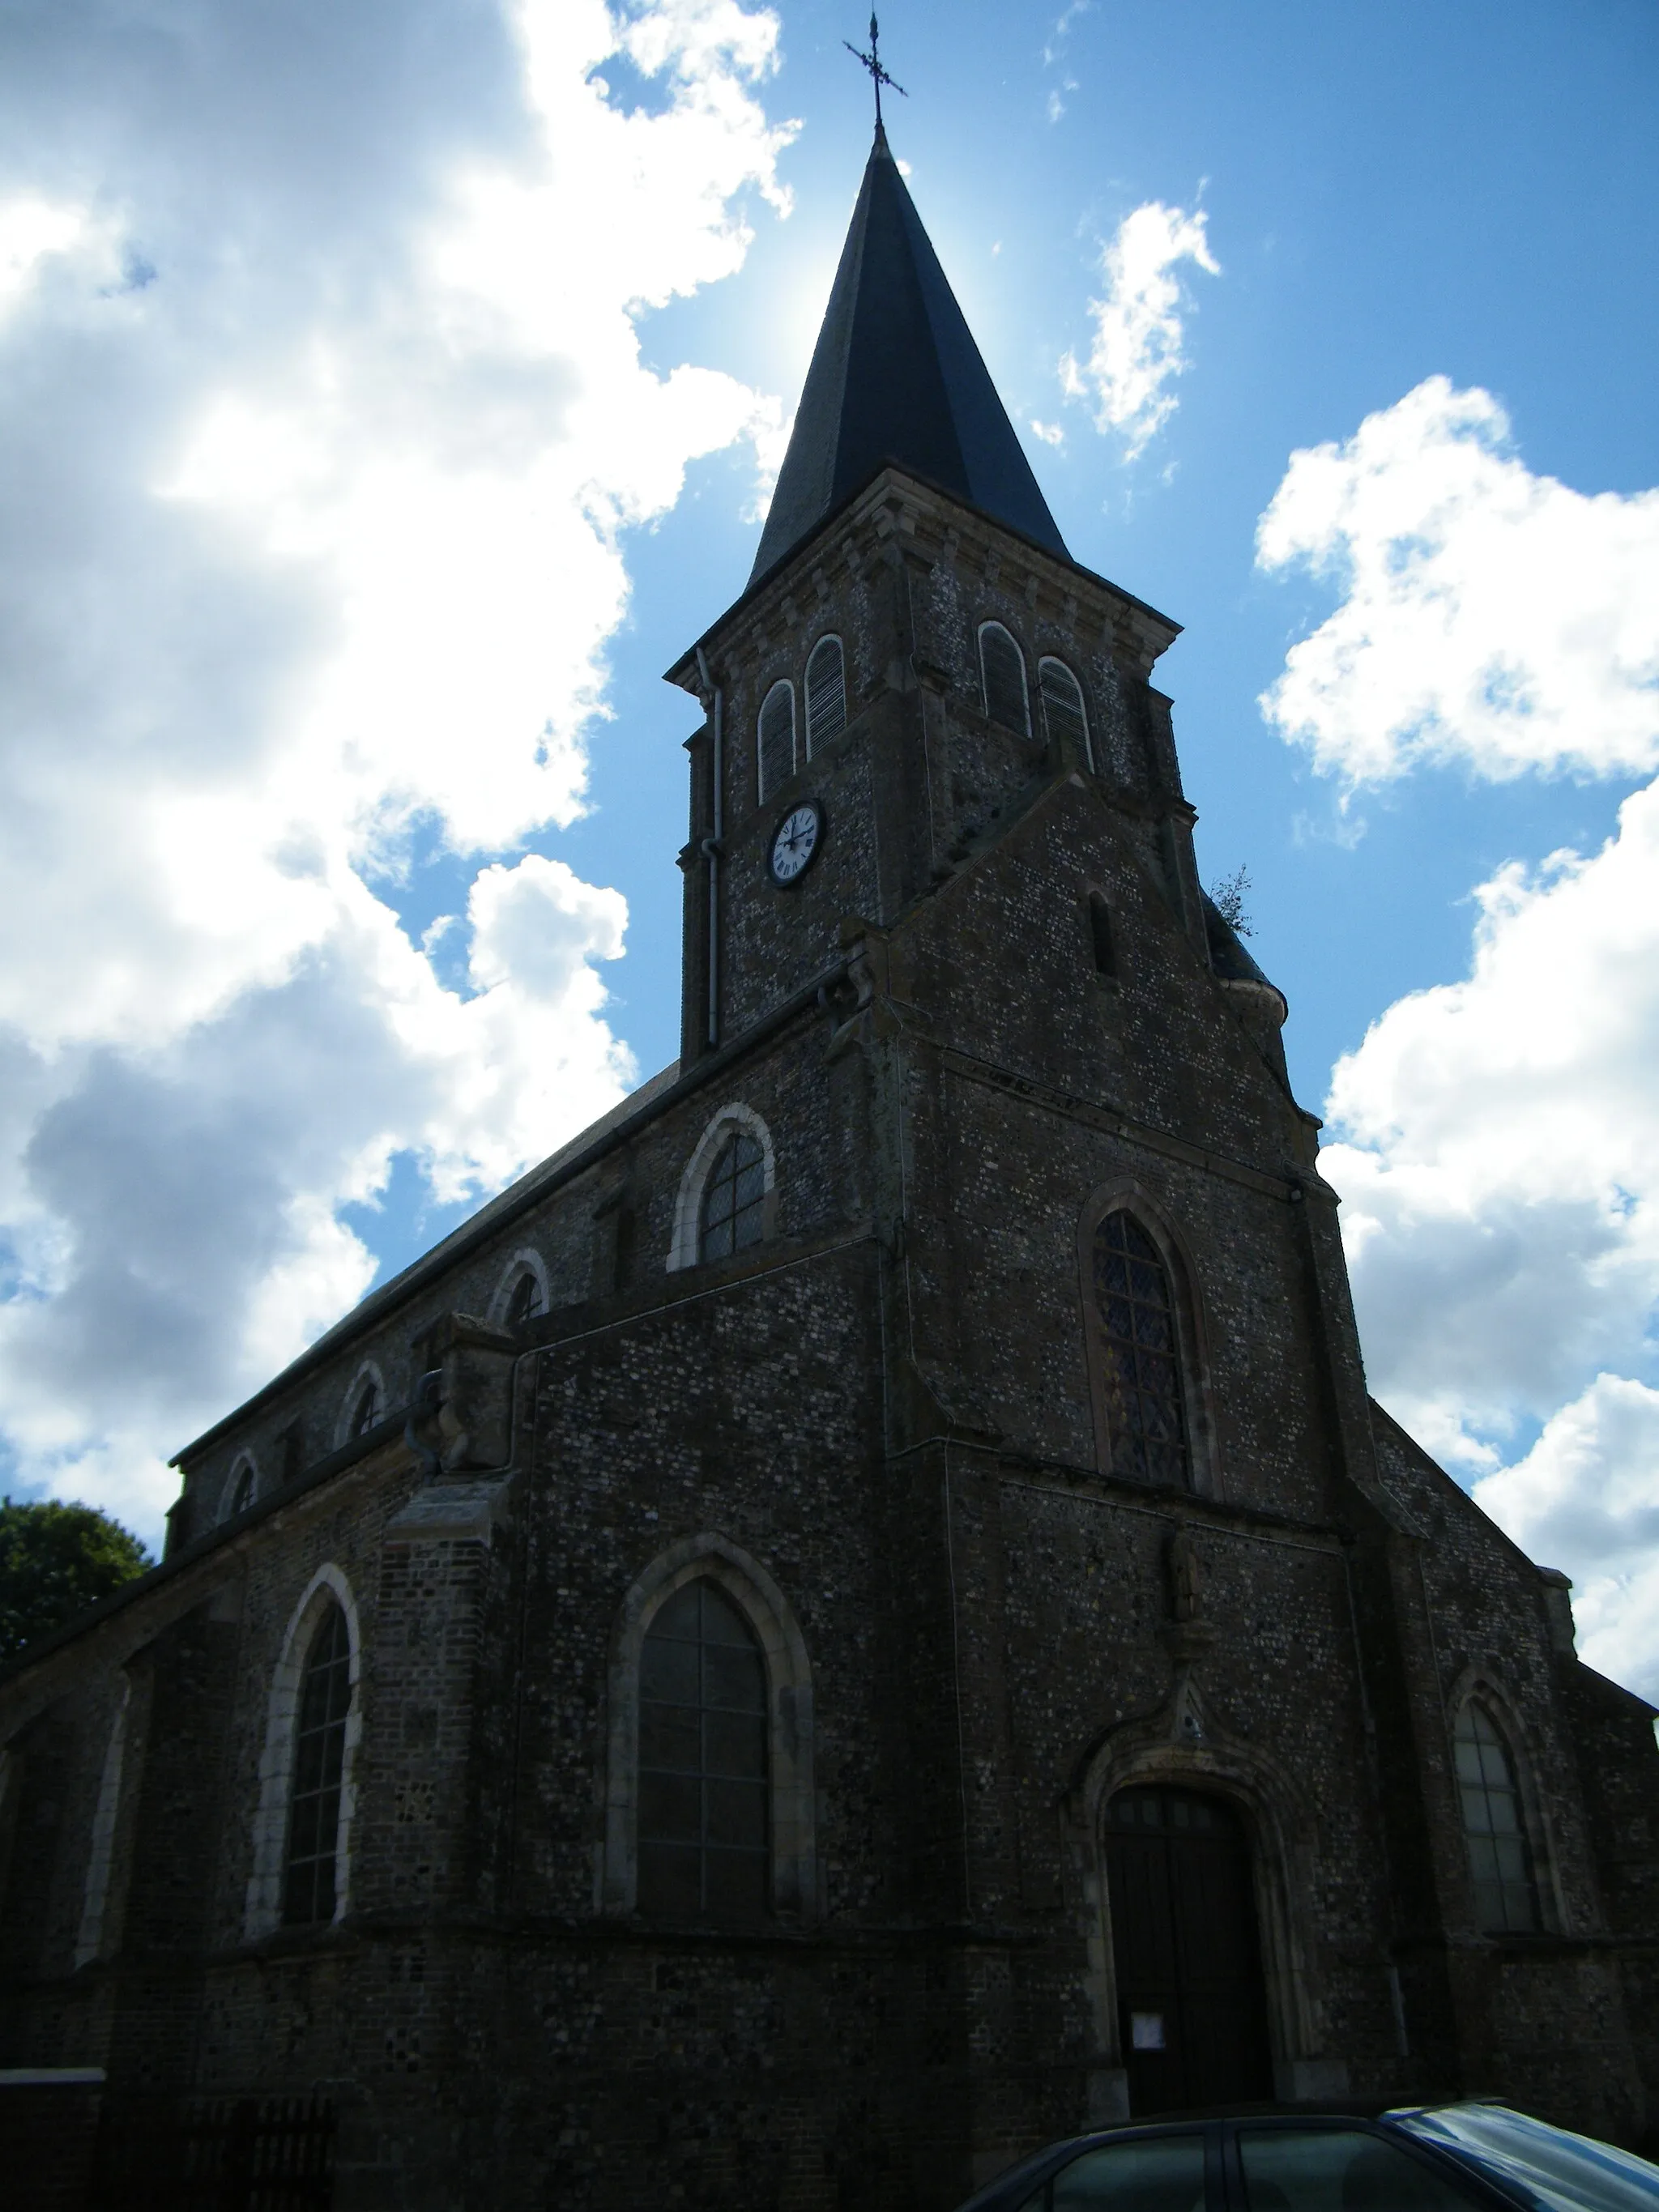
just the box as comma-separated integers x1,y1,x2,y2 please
749,127,1070,582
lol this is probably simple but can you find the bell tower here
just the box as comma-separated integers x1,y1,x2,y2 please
666,126,1227,1070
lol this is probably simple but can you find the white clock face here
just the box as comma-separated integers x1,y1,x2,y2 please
769,802,821,884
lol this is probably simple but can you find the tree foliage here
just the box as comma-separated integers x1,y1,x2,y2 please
1208,863,1255,937
0,1498,153,1664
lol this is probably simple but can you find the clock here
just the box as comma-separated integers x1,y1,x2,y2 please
767,800,822,885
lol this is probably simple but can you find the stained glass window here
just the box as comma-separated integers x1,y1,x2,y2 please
638,1579,769,1919
698,1130,766,1263
1093,1210,1190,1486
1455,1701,1539,1932
283,1603,352,1926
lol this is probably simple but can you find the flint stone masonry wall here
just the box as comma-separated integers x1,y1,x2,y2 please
3,466,1659,2207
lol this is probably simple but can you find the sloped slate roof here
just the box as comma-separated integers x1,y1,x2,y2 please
749,126,1068,583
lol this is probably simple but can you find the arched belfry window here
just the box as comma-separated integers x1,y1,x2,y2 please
804,634,847,755
1092,1210,1191,1486
757,680,796,802
979,621,1030,735
700,1128,766,1262
283,1601,353,1926
1455,1700,1540,1933
1039,654,1092,766
638,1579,770,1918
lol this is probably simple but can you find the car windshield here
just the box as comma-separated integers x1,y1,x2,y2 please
1393,2105,1659,2212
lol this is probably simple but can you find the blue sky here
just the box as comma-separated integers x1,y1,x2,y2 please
1,0,1657,1689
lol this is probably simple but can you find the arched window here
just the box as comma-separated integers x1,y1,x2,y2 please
349,1379,381,1437
1039,654,1092,766
1092,1210,1190,1486
804,634,847,755
638,1579,769,1918
699,1128,766,1263
505,1268,544,1328
223,1456,256,1520
1455,1701,1539,1932
282,1602,353,1926
979,621,1030,735
1086,891,1117,980
757,680,796,802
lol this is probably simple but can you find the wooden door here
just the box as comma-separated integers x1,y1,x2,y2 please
1104,1785,1274,2112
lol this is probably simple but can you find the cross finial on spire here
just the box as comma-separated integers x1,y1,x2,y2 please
844,12,906,130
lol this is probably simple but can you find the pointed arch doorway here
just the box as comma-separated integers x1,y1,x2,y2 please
1105,1785,1273,2112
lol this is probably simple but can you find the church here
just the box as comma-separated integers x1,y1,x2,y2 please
4,119,1659,2212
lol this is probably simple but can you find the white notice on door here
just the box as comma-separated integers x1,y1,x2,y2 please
1130,2012,1166,2051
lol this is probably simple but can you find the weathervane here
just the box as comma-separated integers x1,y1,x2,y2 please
844,12,907,129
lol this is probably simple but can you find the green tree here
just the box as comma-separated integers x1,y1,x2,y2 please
1207,863,1255,937
0,1498,153,1663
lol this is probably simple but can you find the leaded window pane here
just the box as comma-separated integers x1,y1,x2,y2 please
1093,1210,1191,1487
758,680,795,802
1039,655,1090,764
638,1579,770,1919
282,1603,352,1927
350,1381,380,1437
1454,1703,1539,1932
698,1131,766,1263
506,1269,544,1328
804,635,847,754
979,624,1030,735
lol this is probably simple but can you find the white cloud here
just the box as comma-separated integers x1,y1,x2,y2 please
0,0,792,1536
1317,735,1659,1694
1060,201,1218,459
1257,377,1659,787
1029,419,1064,447
1326,775,1659,1462
1256,381,1659,1690
1475,1377,1659,1694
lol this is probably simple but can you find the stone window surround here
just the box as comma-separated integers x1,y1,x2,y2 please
804,630,847,754
218,1451,259,1524
977,617,1031,736
599,1532,818,1922
1071,1712,1344,2113
666,1102,778,1274
488,1247,550,1329
1445,1665,1562,1935
1077,1178,1221,1498
334,1359,387,1449
1038,651,1094,772
245,1563,364,1941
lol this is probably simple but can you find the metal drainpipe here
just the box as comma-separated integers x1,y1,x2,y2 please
695,646,723,1048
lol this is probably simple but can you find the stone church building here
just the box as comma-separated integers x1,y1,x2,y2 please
4,126,1659,2211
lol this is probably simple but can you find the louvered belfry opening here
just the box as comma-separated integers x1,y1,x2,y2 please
757,681,795,802
979,622,1030,735
1039,655,1090,764
638,1579,770,1919
804,634,847,754
1094,1211,1191,1486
